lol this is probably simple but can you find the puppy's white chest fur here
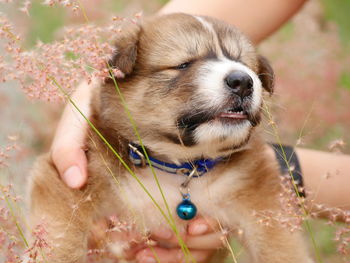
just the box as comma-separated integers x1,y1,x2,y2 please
116,165,245,232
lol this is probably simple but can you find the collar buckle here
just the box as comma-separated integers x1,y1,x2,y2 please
177,168,190,176
180,166,198,197
128,143,146,167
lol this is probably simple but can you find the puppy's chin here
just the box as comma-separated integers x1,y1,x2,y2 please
193,119,252,145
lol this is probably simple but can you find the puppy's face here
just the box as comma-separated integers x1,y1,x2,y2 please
102,13,274,161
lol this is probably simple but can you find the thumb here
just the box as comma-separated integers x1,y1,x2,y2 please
51,146,88,189
51,101,89,189
51,79,96,188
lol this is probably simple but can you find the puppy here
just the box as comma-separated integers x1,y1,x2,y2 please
29,13,312,263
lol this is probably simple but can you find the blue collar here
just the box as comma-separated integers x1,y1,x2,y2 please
129,144,223,177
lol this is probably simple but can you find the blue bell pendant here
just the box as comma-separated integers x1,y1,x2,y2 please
176,196,197,220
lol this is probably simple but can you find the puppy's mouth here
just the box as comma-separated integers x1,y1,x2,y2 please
217,106,248,120
177,102,260,134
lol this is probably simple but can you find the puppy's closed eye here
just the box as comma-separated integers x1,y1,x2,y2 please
173,62,192,70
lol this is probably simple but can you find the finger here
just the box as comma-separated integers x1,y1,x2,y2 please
151,226,174,241
122,242,148,260
151,230,225,250
51,145,88,189
136,247,213,263
150,229,185,247
51,80,96,188
187,217,219,236
183,231,226,250
152,217,218,242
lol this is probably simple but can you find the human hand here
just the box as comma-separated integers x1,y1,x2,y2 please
51,80,97,189
135,217,225,263
89,216,224,263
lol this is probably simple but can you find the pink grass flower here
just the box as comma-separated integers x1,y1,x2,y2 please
19,0,31,16
0,12,126,101
25,223,51,262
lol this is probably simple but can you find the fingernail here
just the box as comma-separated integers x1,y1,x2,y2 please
142,257,156,263
63,166,83,188
153,227,173,240
191,224,208,235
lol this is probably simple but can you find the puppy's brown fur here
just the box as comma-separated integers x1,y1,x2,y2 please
29,14,312,263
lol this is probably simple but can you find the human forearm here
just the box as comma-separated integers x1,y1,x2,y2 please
297,148,350,211
159,0,308,44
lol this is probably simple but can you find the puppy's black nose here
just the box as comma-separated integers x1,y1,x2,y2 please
225,71,253,98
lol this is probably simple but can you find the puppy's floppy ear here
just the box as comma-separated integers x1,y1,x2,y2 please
108,23,141,76
257,55,274,94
